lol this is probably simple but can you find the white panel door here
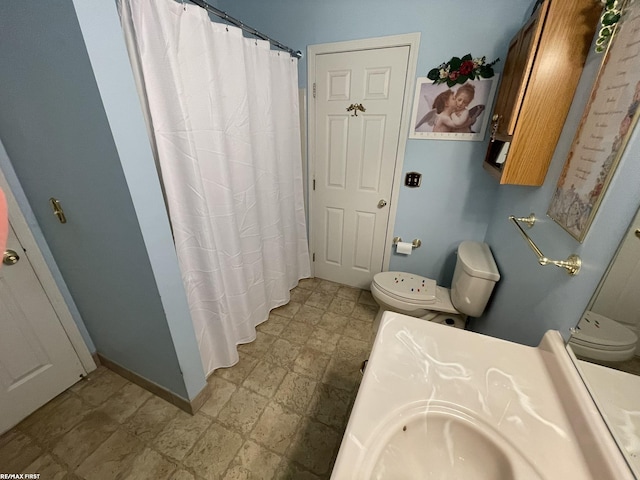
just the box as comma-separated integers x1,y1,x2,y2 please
0,224,84,433
313,46,409,288
591,209,640,333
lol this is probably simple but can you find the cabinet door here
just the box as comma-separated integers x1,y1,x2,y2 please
493,1,548,136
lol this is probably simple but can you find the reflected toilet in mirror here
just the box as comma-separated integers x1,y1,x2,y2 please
569,311,638,363
569,203,640,375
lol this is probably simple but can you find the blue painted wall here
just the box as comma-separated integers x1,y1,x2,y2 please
0,144,96,353
0,0,206,399
472,39,640,345
218,0,640,345
217,0,533,286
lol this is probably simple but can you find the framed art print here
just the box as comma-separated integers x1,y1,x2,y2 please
409,76,499,141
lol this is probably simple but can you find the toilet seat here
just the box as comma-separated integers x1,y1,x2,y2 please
569,311,638,362
570,311,637,351
372,272,437,306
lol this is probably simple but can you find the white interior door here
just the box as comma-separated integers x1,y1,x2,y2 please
591,208,640,349
312,46,410,288
0,224,85,433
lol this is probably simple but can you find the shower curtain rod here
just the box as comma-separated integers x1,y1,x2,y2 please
187,0,303,58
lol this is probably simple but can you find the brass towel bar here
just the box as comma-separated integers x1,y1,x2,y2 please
509,214,581,276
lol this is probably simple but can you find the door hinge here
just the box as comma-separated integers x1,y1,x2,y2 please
312,253,315,262
313,82,316,98
313,179,316,190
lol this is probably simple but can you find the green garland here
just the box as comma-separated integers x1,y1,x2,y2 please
596,0,622,53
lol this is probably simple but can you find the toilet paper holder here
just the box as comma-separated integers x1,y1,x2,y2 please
392,237,422,249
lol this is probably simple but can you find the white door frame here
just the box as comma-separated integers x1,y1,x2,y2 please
307,33,421,278
0,166,95,373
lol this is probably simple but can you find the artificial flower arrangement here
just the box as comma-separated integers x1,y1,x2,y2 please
427,54,499,87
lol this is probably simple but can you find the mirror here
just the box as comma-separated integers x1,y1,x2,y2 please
567,205,640,477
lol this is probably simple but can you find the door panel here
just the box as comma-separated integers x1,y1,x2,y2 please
360,116,385,190
327,116,349,187
328,71,351,99
313,46,409,288
0,225,84,433
353,211,376,270
364,68,391,99
325,208,345,265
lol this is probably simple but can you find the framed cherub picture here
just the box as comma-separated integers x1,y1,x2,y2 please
409,76,499,141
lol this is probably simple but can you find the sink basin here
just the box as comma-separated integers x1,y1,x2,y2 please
330,312,614,479
363,403,540,479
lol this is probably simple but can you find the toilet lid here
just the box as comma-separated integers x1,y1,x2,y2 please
571,311,638,348
372,272,436,303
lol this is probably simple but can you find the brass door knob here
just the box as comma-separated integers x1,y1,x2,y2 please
3,250,20,265
378,199,388,208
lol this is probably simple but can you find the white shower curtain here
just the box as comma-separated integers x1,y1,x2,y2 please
118,0,310,375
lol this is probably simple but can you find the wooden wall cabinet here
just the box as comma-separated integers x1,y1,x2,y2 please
484,0,601,186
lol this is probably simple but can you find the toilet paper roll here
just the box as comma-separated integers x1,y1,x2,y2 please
396,241,413,255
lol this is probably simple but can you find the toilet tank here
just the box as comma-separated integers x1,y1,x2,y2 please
450,241,500,317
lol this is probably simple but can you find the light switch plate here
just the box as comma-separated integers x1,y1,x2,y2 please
405,172,422,187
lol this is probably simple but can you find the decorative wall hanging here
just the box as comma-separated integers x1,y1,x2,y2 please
409,55,499,141
548,0,637,242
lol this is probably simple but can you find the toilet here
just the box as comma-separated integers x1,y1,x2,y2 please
371,241,500,330
569,311,638,362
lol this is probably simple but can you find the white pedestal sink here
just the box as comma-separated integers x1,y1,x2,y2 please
331,312,633,479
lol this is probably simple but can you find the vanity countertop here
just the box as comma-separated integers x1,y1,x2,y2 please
331,312,633,479
577,359,640,477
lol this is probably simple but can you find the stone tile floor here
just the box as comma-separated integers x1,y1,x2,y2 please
0,278,378,479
